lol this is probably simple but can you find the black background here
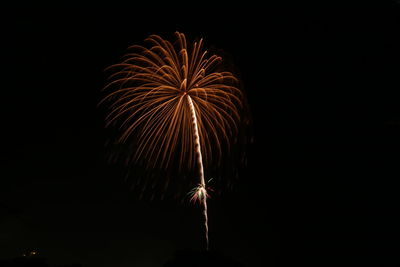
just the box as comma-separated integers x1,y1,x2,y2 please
2,3,400,266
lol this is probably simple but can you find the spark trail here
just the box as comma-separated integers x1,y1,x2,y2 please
187,94,209,250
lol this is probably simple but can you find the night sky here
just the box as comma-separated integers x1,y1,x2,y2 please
2,4,400,267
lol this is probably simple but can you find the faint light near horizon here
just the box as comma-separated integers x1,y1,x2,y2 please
22,250,38,257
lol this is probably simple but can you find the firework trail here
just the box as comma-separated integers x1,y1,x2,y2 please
101,32,243,250
187,95,209,249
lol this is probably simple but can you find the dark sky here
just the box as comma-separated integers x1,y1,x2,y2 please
2,4,400,267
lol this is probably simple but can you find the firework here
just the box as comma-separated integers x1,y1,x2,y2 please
101,32,243,250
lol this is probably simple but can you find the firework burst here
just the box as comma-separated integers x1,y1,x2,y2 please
101,32,243,250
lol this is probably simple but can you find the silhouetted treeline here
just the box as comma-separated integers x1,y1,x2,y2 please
0,257,81,267
163,249,244,267
1,250,243,267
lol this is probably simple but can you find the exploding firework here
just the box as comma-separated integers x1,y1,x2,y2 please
101,32,243,250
